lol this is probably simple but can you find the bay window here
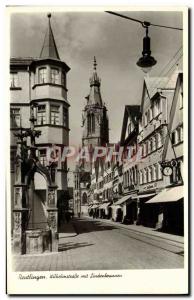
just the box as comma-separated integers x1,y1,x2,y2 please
37,105,46,125
51,68,59,84
50,105,60,125
38,68,47,84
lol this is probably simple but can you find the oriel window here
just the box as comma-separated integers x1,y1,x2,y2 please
50,105,60,125
38,68,47,84
10,73,18,88
51,68,59,84
37,105,46,125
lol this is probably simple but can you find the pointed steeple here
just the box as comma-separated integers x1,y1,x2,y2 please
40,13,60,60
88,57,102,106
89,56,101,87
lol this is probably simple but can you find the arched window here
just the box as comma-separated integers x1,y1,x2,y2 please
91,114,95,133
87,114,91,133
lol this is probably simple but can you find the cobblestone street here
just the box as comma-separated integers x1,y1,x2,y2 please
13,217,184,271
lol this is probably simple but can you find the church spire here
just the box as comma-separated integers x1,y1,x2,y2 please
40,13,60,60
88,57,102,106
89,56,101,87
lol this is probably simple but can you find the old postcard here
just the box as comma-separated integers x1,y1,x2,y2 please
6,6,189,295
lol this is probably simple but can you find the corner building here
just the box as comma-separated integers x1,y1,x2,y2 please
10,14,70,233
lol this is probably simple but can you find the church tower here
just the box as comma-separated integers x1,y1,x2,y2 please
82,57,109,148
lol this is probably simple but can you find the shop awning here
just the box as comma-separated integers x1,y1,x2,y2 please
113,195,131,206
137,193,156,199
91,204,99,209
99,202,111,209
146,186,184,204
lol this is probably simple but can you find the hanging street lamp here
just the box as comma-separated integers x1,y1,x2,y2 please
106,11,182,73
136,23,157,73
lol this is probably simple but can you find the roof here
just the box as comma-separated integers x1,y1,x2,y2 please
144,75,178,99
120,105,141,145
40,14,60,60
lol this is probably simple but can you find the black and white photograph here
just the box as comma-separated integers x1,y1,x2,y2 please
6,6,188,295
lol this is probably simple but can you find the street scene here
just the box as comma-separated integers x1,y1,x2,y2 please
9,9,186,274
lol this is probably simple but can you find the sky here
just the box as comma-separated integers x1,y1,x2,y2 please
10,10,183,175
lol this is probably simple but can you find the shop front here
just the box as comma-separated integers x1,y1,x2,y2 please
146,185,184,235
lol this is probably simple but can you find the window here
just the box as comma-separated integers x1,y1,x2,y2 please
177,127,181,143
171,131,176,145
51,68,59,84
143,169,146,184
179,91,183,109
146,168,149,182
132,168,136,185
139,171,143,185
61,72,66,86
152,165,156,181
144,112,148,126
156,163,163,180
10,108,20,128
91,114,95,133
156,132,162,148
148,167,152,182
10,73,18,88
39,68,47,84
151,106,154,119
180,126,183,142
87,114,91,133
155,100,161,116
152,136,156,151
143,143,147,157
37,105,46,125
39,149,47,166
50,105,60,125
63,107,68,127
10,149,16,172
128,123,132,134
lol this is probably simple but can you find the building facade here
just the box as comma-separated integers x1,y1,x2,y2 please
10,14,71,253
85,69,184,236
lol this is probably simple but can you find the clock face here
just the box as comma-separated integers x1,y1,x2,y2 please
163,166,173,176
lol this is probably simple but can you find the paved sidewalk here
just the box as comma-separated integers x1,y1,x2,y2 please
85,216,184,245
